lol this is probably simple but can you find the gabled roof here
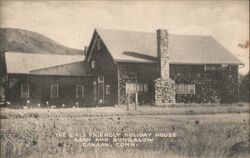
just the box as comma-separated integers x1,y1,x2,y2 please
93,28,243,65
5,52,92,76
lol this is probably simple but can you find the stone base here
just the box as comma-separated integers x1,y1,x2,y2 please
155,78,175,105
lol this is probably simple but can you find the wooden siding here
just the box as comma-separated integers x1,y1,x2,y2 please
88,35,118,105
7,74,93,107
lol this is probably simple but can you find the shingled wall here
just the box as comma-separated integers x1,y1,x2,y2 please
117,63,238,104
118,63,158,105
170,65,239,103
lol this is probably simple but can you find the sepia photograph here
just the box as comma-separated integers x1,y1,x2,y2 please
0,0,249,158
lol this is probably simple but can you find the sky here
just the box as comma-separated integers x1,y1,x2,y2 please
0,0,249,74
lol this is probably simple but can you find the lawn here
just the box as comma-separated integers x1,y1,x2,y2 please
0,103,249,119
0,103,249,158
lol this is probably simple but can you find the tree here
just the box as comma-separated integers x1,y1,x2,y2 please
238,40,249,102
239,72,249,102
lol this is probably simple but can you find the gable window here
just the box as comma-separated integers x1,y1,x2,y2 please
175,84,195,94
76,85,84,98
91,61,96,69
106,85,110,95
98,76,104,82
97,38,101,50
50,84,59,98
21,84,29,98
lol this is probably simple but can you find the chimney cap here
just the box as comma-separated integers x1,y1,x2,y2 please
157,29,168,32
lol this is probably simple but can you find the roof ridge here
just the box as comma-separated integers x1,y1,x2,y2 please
30,61,84,73
95,27,213,37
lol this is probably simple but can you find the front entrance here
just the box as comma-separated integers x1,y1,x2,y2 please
97,76,104,104
93,81,97,103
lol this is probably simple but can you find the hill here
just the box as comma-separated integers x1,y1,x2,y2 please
0,28,84,55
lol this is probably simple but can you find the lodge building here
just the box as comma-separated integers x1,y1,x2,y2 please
3,28,243,107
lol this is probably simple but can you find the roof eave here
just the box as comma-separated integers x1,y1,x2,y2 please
7,72,93,77
114,59,244,65
115,59,157,63
170,61,244,65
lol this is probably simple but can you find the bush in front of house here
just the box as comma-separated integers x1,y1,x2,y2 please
239,72,249,102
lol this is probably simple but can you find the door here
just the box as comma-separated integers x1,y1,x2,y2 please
98,76,104,103
93,81,97,103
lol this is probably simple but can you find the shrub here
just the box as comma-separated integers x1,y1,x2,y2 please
239,72,250,102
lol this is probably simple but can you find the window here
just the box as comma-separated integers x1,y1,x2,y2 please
175,84,195,94
97,38,101,50
106,85,110,95
143,84,148,92
126,83,136,94
221,64,228,68
91,61,96,69
204,65,228,71
76,85,84,98
136,84,140,92
98,76,104,82
21,84,29,98
126,83,148,94
50,84,59,98
93,81,97,101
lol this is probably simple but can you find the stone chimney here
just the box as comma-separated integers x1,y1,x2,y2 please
155,29,175,105
157,29,169,79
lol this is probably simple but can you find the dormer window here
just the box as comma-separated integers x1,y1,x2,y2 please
97,38,101,50
91,61,96,69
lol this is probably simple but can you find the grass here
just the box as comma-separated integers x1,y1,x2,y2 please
0,103,249,119
0,103,249,158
